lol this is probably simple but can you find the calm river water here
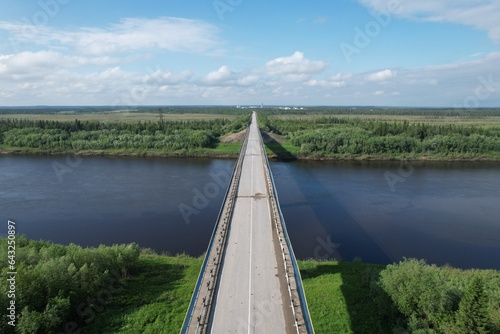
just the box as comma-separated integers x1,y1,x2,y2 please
1,156,499,269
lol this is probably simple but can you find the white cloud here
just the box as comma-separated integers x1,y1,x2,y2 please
202,66,261,87
143,69,193,85
306,73,352,88
0,17,222,55
0,51,118,82
366,69,396,82
263,51,328,75
357,0,500,43
204,66,234,84
0,43,499,106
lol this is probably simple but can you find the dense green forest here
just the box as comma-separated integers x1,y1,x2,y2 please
259,114,500,159
0,116,250,154
0,237,140,333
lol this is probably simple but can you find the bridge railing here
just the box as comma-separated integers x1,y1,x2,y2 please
180,121,251,334
258,127,315,334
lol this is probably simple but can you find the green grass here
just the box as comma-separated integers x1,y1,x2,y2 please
299,260,391,334
80,255,389,334
83,254,202,334
72,255,499,334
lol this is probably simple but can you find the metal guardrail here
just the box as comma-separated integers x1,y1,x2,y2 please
180,122,251,334
258,126,315,334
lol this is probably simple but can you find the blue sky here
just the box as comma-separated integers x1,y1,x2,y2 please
0,0,500,107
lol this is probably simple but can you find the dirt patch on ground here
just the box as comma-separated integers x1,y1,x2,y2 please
219,129,247,143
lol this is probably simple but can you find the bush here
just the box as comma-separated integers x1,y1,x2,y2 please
378,259,500,333
0,237,140,333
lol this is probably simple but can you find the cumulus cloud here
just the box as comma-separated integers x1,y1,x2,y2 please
204,66,234,84
0,17,222,55
202,66,261,87
366,69,396,82
263,51,328,75
357,0,500,43
306,73,352,88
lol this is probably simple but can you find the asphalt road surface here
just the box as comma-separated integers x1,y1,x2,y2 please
209,112,294,333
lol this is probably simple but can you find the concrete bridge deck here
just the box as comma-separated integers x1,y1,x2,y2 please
181,112,313,334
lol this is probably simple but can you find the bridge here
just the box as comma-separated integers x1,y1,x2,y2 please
181,112,314,334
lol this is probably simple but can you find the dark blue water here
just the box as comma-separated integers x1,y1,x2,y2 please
1,156,499,269
0,156,234,257
272,160,500,270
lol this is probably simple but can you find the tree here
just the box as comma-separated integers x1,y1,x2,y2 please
455,276,490,334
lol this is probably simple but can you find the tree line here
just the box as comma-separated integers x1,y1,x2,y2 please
259,115,500,158
0,116,250,152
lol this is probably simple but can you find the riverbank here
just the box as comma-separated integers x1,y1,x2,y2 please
2,144,500,162
2,237,499,333
64,254,500,334
85,254,500,334
0,143,242,159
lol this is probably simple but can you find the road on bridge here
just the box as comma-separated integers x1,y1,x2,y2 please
208,112,296,333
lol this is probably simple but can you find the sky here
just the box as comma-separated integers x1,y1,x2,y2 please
0,0,500,107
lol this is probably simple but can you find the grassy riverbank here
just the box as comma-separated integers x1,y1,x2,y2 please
3,238,499,333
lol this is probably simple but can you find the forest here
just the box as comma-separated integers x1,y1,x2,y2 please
0,115,250,154
259,114,500,159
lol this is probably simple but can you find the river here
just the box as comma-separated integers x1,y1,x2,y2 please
1,156,499,269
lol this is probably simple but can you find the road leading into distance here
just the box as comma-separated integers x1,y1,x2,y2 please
208,112,296,333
